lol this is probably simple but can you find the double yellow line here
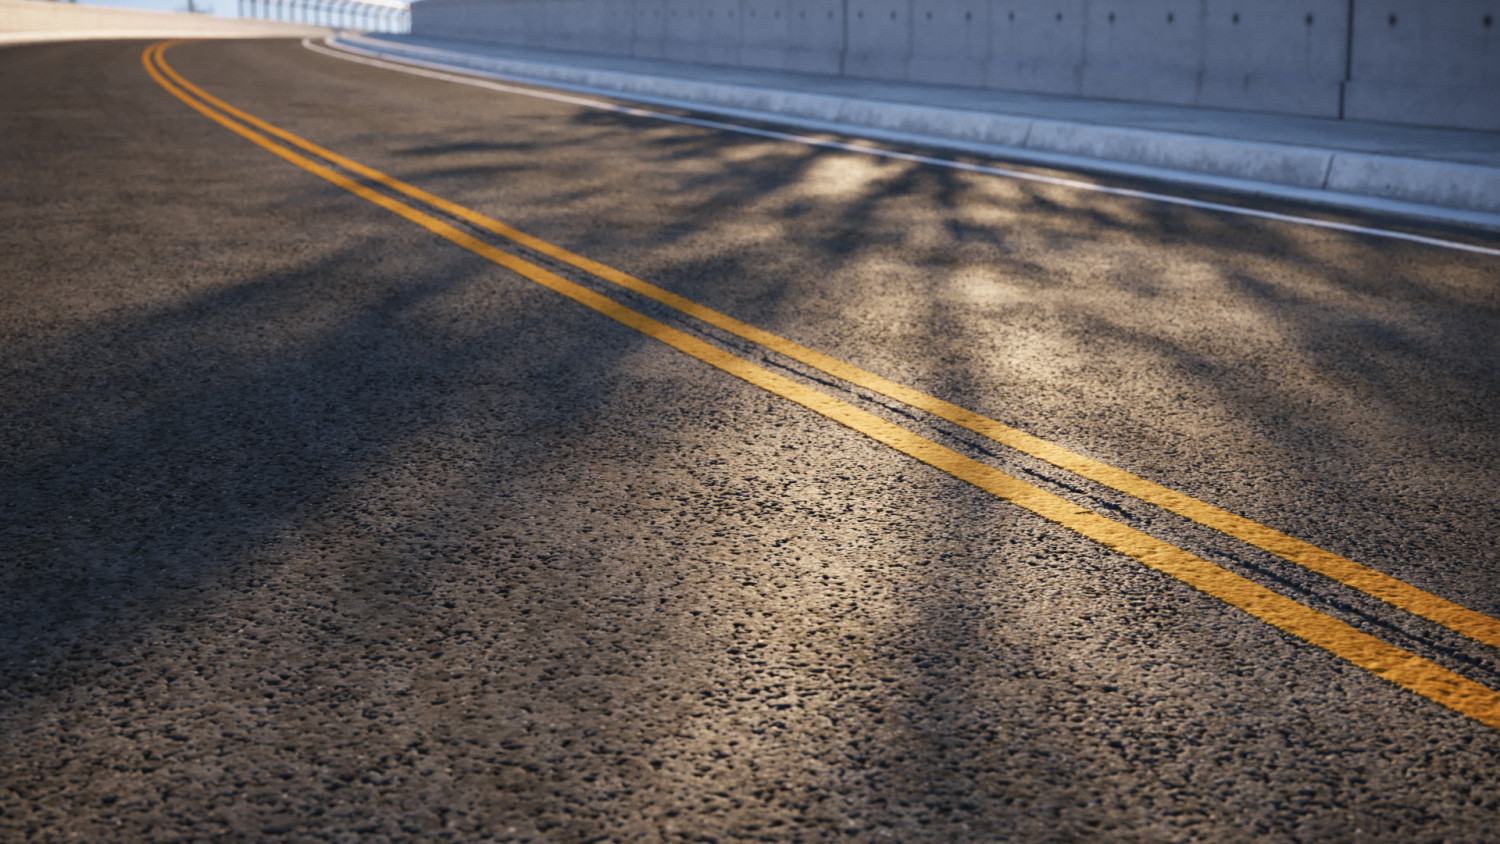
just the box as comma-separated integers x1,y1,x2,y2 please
144,41,1500,730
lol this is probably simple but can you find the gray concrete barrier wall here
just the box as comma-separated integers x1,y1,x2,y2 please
0,0,331,42
1345,0,1500,130
409,0,1500,132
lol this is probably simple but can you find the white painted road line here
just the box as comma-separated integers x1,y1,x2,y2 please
304,37,1500,259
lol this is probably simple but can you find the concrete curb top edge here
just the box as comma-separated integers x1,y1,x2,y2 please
332,34,1500,227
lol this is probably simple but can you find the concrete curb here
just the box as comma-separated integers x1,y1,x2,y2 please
331,35,1500,226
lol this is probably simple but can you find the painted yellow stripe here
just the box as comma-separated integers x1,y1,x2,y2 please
144,42,1500,731
157,42,1500,654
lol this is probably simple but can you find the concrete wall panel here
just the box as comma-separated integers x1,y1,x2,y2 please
702,0,750,58
1195,0,1346,115
742,0,790,69
1079,0,1203,105
548,0,577,51
785,0,844,73
600,1,634,54
408,0,1500,131
1345,78,1500,131
660,0,699,62
845,0,912,80
510,0,540,47
1345,0,1500,129
598,0,629,53
515,0,543,49
1351,0,1498,86
1083,0,1202,76
630,0,668,58
558,0,599,53
476,0,508,45
435,0,470,41
541,0,566,50
1200,0,1347,79
908,0,988,86
985,0,1087,95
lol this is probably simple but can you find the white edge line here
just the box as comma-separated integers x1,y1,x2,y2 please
302,37,1500,259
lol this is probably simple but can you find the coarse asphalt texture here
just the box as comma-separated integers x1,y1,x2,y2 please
2,37,1499,842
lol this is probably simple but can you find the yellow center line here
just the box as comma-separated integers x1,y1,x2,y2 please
158,41,1500,655
144,41,1500,731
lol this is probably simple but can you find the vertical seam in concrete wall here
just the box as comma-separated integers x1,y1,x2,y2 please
838,0,848,76
1193,0,1206,107
630,0,638,55
734,0,743,63
983,0,993,78
1082,0,1094,99
1340,0,1355,119
904,0,912,70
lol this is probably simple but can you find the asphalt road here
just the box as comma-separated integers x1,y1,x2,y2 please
2,37,1498,842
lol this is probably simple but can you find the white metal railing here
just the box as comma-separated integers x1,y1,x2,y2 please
239,0,408,33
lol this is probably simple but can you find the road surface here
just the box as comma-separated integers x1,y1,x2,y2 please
2,37,1498,842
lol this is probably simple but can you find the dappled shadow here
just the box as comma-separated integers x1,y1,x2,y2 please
5,35,1498,839
0,210,829,837
493,100,1500,834
0,238,626,684
212,79,1500,834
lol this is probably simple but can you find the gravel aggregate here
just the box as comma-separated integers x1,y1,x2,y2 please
2,38,1498,842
